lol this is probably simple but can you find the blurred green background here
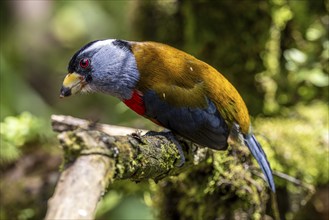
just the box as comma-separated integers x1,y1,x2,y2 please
0,0,328,220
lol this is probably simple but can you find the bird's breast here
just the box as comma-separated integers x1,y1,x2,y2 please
123,90,145,115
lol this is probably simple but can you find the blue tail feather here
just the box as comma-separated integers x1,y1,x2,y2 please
244,134,275,192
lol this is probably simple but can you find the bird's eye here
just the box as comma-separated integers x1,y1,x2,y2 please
79,58,90,69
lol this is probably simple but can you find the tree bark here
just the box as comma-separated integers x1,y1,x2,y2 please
45,115,204,220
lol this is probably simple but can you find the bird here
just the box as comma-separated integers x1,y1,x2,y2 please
60,39,275,192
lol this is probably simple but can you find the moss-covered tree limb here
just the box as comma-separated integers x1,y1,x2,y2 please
46,115,206,220
46,114,282,220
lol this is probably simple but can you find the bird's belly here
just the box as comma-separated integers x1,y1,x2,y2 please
143,91,229,150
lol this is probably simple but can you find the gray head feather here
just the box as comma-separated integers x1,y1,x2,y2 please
72,39,140,100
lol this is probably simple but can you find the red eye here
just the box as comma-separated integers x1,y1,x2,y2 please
79,58,90,69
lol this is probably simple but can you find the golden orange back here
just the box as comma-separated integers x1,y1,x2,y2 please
131,42,250,133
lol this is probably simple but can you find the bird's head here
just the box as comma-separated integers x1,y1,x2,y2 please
60,39,139,100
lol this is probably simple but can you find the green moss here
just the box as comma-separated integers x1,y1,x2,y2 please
150,103,328,219
159,142,178,169
151,143,269,220
254,102,329,186
113,140,136,179
59,131,84,167
0,112,49,164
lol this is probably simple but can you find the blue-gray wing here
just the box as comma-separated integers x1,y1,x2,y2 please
143,90,229,150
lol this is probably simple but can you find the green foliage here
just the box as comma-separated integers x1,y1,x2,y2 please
254,102,328,219
151,145,269,220
257,0,293,114
96,181,154,219
259,0,328,115
0,112,48,164
95,191,122,218
17,208,35,220
255,102,329,186
97,194,153,220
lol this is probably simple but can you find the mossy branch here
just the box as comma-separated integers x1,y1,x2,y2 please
46,114,283,220
46,115,206,220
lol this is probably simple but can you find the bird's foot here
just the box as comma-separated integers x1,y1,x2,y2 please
145,130,185,167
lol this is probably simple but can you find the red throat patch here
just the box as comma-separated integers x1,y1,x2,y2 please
123,90,146,115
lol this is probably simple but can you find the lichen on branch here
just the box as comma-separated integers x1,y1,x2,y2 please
47,115,270,220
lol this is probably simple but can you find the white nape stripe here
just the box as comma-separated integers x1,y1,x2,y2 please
84,39,116,53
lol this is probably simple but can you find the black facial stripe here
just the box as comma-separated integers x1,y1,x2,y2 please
112,40,132,52
85,74,92,83
67,40,100,73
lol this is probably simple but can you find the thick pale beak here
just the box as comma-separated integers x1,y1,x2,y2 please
60,72,85,98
